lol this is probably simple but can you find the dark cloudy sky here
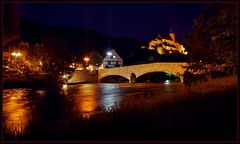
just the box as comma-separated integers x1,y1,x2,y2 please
16,3,205,41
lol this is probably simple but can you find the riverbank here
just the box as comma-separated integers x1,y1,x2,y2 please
3,75,237,141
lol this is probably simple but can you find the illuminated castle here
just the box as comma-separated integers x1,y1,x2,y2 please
143,31,188,55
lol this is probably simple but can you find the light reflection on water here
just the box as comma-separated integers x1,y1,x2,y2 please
65,84,123,118
75,84,97,116
3,89,33,135
3,82,183,134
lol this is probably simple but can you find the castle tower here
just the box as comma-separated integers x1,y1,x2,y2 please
169,28,175,42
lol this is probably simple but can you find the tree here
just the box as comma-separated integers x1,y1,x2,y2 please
22,31,76,87
183,3,237,76
89,51,103,66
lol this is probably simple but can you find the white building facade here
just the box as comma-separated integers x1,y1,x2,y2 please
103,49,123,68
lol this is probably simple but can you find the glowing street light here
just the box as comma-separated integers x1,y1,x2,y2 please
11,52,17,56
84,57,90,61
84,57,90,66
84,57,90,62
63,74,67,79
62,84,68,89
16,53,21,57
11,52,21,58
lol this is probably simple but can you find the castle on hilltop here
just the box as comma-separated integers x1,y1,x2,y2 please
143,31,188,56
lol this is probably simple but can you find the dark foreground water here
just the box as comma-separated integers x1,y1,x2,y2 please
3,81,237,141
3,82,184,136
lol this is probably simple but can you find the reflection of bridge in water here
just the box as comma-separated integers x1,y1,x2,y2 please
98,62,188,83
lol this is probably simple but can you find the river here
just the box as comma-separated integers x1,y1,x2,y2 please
3,82,185,135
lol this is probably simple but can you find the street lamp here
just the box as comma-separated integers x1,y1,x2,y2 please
84,57,90,66
63,74,67,79
11,52,16,56
11,52,21,58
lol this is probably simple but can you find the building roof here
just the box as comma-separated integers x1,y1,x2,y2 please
103,49,122,60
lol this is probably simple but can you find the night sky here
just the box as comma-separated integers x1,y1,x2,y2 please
16,3,205,41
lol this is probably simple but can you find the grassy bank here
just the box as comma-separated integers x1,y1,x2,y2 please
3,75,237,141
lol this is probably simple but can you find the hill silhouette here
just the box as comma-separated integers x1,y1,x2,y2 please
19,19,149,65
19,19,188,65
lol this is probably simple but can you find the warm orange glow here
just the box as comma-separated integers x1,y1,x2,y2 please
84,57,90,67
16,53,21,57
84,57,90,62
11,52,17,56
11,52,21,57
62,84,68,89
61,84,68,95
69,63,76,68
86,64,95,71
63,74,67,79
148,33,188,55
74,84,97,118
3,89,32,135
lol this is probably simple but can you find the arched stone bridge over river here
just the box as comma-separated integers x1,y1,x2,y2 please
98,62,188,82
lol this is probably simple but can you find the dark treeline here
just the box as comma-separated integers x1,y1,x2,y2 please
182,3,237,78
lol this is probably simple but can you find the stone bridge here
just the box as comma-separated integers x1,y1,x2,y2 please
98,62,188,82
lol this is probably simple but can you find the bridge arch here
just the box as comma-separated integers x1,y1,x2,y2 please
100,75,129,83
136,71,180,83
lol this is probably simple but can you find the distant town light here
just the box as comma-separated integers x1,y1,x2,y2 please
16,53,21,57
11,52,21,57
62,84,68,89
63,74,67,79
84,57,90,62
165,80,170,84
107,52,112,56
84,57,90,67
11,52,17,56
86,64,95,72
141,46,146,49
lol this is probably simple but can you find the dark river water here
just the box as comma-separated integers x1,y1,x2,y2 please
3,82,184,135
